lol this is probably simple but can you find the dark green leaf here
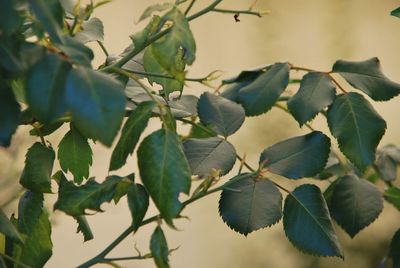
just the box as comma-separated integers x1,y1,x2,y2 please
389,229,400,268
19,210,52,267
186,122,217,139
0,1,23,36
259,131,330,179
391,7,400,18
384,187,400,211
58,36,94,67
74,18,104,43
0,209,22,243
30,122,63,137
16,191,52,267
58,125,93,184
20,143,55,193
198,92,245,137
27,54,71,123
74,215,94,242
168,95,198,118
0,83,20,147
110,102,155,171
152,7,196,69
329,175,383,237
332,58,400,101
150,225,169,268
222,65,268,85
183,137,236,176
18,191,44,234
65,66,126,146
54,175,123,216
219,176,282,236
288,72,336,125
238,62,289,116
137,129,191,224
127,183,149,231
138,3,173,22
283,184,343,258
113,177,133,204
144,45,183,95
327,92,386,171
30,0,64,44
317,153,346,180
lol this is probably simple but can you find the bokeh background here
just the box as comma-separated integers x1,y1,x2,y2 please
2,0,400,267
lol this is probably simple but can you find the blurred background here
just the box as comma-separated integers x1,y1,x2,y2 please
2,0,400,267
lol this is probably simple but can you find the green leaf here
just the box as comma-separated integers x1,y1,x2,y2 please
376,144,400,181
54,175,123,216
65,66,126,146
288,72,336,125
58,125,93,184
238,62,289,116
283,184,343,258
74,215,94,242
20,142,55,193
0,0,23,36
19,210,53,267
198,92,245,137
152,7,196,69
30,0,64,44
219,175,282,236
127,183,149,231
0,83,20,147
329,175,383,237
137,129,191,224
168,95,198,118
110,101,155,171
389,229,400,268
384,187,400,211
0,209,22,244
17,191,52,267
30,122,63,137
27,54,71,123
58,36,94,67
332,58,400,101
183,137,236,176
391,7,400,18
186,122,217,139
150,225,169,268
138,3,173,22
131,15,162,50
327,92,386,171
259,131,330,179
144,45,183,96
113,178,132,204
18,191,44,235
74,17,104,43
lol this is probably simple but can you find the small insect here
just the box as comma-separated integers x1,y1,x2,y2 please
234,13,240,22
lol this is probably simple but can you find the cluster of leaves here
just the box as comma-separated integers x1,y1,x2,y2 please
0,0,400,267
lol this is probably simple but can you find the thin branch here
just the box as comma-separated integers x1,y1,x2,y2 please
31,123,46,146
274,103,315,131
184,0,197,15
211,8,268,17
97,41,109,57
177,118,217,136
236,154,255,172
326,73,348,94
289,65,318,73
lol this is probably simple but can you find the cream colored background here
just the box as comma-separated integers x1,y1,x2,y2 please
2,0,400,267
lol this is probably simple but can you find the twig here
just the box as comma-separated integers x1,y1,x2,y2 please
184,0,196,15
211,8,268,17
274,103,315,131
97,41,109,57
